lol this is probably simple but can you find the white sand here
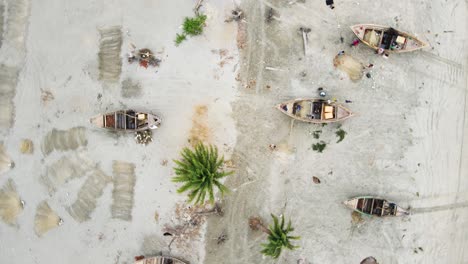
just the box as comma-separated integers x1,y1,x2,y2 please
0,0,238,263
1,0,468,263
203,0,468,263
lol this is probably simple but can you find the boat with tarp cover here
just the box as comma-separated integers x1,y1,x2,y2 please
344,196,409,217
351,24,428,53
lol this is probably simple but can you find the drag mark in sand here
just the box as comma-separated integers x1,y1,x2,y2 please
34,201,62,237
67,168,111,222
0,65,19,129
189,105,210,146
41,152,95,194
410,202,468,214
0,179,23,226
41,127,88,156
98,26,123,83
333,54,365,81
111,161,136,221
0,143,14,175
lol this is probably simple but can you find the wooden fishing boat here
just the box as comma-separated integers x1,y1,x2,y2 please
134,256,188,264
276,98,353,123
90,109,161,132
344,196,409,217
350,24,428,53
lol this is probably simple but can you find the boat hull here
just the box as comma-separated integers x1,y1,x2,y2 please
134,256,188,264
350,24,428,53
276,98,353,124
90,109,161,132
344,196,409,217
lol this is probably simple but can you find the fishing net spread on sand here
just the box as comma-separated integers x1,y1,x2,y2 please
41,127,88,155
0,179,23,225
41,152,96,194
34,201,62,236
333,54,365,81
67,168,111,222
0,144,14,175
111,161,136,221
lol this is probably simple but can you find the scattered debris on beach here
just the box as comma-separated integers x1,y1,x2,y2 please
111,161,136,221
34,201,62,236
225,8,247,49
299,27,311,56
195,202,224,217
135,130,153,145
0,179,24,226
312,176,321,184
41,127,88,155
216,231,228,244
98,26,123,83
67,169,111,222
351,211,364,225
154,211,159,223
224,159,235,169
333,53,365,81
188,105,210,146
212,49,234,68
266,8,276,23
163,203,207,251
40,88,54,104
128,46,161,68
225,8,244,23
248,216,269,233
0,144,14,175
19,139,33,154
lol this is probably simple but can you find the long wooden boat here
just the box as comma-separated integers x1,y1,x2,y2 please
134,256,188,264
344,196,409,217
350,24,428,53
276,98,353,123
90,109,161,132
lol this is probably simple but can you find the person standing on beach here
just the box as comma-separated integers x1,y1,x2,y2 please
326,0,335,9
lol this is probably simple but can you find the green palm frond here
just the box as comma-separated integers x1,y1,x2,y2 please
260,214,300,259
172,143,233,205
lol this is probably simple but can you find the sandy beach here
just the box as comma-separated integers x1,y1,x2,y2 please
0,0,467,263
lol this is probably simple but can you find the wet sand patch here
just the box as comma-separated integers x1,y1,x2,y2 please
189,105,210,146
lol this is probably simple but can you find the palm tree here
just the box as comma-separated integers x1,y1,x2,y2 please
249,214,300,259
172,143,233,204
